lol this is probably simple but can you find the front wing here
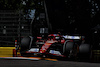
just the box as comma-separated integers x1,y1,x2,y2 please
23,48,65,58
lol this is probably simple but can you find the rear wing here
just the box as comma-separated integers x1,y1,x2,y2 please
62,35,85,40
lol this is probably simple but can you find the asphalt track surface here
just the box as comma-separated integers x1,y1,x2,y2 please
0,59,100,67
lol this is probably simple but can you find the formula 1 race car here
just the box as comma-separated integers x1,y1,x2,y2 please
20,34,65,58
20,34,91,60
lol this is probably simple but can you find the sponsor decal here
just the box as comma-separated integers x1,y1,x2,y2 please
46,40,57,43
40,43,52,53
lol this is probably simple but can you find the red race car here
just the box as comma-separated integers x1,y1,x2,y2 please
20,34,65,58
20,34,91,60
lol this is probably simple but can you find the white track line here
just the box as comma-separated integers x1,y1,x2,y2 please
0,57,39,60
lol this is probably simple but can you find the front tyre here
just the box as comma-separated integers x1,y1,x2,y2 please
20,36,32,56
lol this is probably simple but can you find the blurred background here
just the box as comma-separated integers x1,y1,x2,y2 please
0,0,100,47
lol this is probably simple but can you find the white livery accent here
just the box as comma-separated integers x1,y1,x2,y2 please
49,50,61,55
28,48,39,52
63,35,80,39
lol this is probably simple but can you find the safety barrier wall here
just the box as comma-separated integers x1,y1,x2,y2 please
0,47,15,57
92,50,100,62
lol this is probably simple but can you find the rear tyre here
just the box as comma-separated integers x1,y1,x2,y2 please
78,44,91,62
63,42,74,60
79,44,90,53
